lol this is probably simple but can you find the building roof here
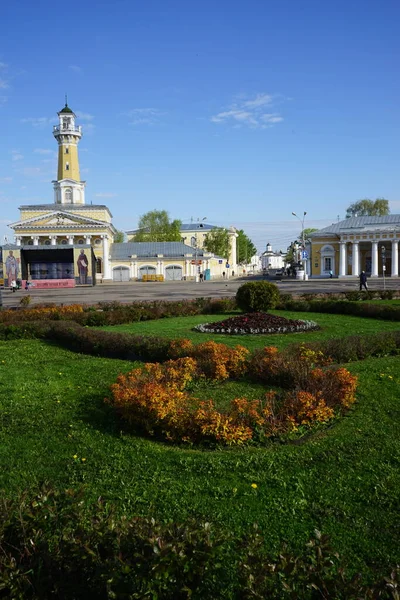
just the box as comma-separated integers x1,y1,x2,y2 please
58,103,74,114
18,203,113,217
180,223,218,232
126,223,218,235
111,242,208,259
311,214,400,237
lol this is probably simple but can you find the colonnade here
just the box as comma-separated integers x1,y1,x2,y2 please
339,238,399,277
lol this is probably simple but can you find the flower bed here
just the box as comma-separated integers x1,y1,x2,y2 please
107,344,357,446
193,312,320,335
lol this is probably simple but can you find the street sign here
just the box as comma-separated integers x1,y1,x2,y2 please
218,259,223,264
226,263,230,268
301,251,308,259
191,260,202,265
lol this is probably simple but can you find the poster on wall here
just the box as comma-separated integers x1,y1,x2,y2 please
3,248,21,287
74,247,92,285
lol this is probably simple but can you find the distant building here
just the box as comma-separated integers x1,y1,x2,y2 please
261,243,285,271
310,215,400,278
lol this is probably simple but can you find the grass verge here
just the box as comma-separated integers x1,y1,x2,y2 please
1,338,399,581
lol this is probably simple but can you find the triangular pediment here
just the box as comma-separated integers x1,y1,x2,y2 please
10,210,109,229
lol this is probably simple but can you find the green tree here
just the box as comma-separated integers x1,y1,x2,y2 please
203,228,230,259
346,198,390,219
113,230,125,243
132,210,182,242
236,230,257,264
300,228,318,242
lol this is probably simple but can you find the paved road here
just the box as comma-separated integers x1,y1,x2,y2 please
1,276,399,308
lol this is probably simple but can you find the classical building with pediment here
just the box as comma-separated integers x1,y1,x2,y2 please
310,215,400,278
6,102,116,285
1,102,236,287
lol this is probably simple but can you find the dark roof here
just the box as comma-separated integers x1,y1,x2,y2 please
180,223,218,231
58,103,74,114
111,242,207,259
126,223,218,235
311,214,400,237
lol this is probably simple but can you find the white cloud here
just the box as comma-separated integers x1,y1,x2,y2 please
11,150,23,161
125,108,164,126
94,193,117,198
242,93,273,109
0,62,7,70
0,177,12,183
211,93,284,129
34,148,53,155
0,79,9,90
76,111,94,121
69,65,83,74
21,116,53,127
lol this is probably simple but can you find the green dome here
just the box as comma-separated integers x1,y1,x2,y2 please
59,103,74,114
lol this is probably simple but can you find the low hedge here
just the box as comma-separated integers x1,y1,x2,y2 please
0,298,238,326
1,486,398,599
1,320,400,369
278,297,400,321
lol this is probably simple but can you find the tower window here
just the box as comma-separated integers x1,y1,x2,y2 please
65,163,69,171
65,147,69,154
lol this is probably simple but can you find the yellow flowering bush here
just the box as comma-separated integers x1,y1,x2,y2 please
107,342,358,446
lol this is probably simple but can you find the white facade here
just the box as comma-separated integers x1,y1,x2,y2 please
261,243,285,270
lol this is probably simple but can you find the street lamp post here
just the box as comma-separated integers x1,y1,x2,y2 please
292,211,307,280
193,217,207,282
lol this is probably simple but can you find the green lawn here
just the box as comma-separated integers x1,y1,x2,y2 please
1,337,400,579
100,310,400,351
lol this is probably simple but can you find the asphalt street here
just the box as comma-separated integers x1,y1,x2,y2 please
1,276,399,308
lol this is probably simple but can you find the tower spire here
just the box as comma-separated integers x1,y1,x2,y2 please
52,103,86,205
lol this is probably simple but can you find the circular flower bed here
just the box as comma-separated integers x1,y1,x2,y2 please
193,312,320,335
107,342,357,446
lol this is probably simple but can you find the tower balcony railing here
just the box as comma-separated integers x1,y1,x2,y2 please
53,125,82,135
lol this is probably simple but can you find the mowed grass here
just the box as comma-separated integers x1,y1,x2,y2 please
1,337,400,578
100,310,400,351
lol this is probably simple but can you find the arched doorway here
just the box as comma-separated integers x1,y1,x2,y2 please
113,266,130,282
165,265,183,281
139,265,156,280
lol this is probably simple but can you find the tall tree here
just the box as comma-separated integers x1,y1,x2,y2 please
346,198,390,219
132,210,182,242
300,228,318,243
113,230,125,243
203,228,230,259
236,229,257,264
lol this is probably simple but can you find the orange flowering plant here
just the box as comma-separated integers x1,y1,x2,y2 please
107,341,358,446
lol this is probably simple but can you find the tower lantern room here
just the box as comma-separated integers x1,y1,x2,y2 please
52,100,86,206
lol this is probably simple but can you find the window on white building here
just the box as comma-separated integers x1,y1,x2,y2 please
65,188,72,202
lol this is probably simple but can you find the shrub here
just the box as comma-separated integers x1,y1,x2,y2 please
107,345,357,446
236,281,280,313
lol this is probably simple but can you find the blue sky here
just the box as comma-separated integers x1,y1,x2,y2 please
1,0,399,252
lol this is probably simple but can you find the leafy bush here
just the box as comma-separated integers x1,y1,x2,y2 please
1,486,398,599
236,281,280,313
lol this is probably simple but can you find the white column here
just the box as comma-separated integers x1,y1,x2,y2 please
15,236,22,246
371,241,378,277
392,240,399,276
352,242,359,277
85,235,92,245
67,235,74,245
339,242,346,276
32,236,39,246
185,260,190,277
102,235,111,279
50,236,57,246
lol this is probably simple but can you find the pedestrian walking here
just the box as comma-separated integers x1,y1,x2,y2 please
359,271,368,291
